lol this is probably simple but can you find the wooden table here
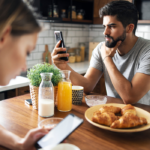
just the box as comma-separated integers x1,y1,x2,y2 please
0,94,150,150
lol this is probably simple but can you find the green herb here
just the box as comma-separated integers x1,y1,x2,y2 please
27,63,62,87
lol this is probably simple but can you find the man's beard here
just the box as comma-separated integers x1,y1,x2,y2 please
105,30,126,48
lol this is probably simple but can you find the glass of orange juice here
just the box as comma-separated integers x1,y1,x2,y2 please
57,70,72,112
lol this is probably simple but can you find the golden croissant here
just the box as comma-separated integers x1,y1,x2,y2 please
92,111,119,126
110,114,147,129
99,105,121,114
121,104,136,116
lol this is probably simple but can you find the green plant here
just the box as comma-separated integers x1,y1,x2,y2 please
27,63,62,87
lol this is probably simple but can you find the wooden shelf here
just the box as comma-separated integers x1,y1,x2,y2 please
62,18,93,23
138,20,150,24
72,19,93,23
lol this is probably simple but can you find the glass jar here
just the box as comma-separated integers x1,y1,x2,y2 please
68,52,76,63
53,5,59,18
75,48,81,62
48,5,52,17
38,73,54,117
57,70,72,112
79,43,85,61
61,9,66,18
77,9,85,20
68,6,76,19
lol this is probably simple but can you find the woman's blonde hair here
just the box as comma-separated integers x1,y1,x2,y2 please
0,0,41,38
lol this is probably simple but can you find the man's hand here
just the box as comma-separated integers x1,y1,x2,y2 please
51,40,69,70
100,41,122,61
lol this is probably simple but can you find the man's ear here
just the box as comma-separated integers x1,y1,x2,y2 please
126,24,135,34
0,26,12,49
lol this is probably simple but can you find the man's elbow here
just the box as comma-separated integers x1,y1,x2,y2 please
122,96,137,104
84,87,93,94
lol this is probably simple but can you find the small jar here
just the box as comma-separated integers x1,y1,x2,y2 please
53,5,59,18
69,52,76,63
61,9,66,18
77,9,85,20
75,49,81,62
48,5,52,17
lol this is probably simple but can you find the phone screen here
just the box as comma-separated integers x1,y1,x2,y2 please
54,31,68,61
35,114,83,149
54,31,65,48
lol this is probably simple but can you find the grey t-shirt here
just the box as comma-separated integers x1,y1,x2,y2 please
90,37,150,105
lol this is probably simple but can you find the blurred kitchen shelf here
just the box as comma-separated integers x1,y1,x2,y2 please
138,20,150,24
38,18,93,24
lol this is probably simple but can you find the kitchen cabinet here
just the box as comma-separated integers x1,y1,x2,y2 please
1,86,29,100
133,0,150,24
32,0,150,25
93,0,113,24
33,0,93,24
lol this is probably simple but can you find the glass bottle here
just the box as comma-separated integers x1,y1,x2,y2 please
48,5,52,17
38,73,54,117
75,48,81,62
53,5,59,18
68,6,76,19
57,70,72,112
68,52,76,63
61,9,66,18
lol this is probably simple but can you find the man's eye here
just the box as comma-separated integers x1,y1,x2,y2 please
27,52,30,56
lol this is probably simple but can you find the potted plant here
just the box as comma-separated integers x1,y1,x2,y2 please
27,63,62,109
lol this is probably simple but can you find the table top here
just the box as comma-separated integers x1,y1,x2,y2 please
0,76,29,92
0,94,150,150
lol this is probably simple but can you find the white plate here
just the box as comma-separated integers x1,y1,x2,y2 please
40,143,80,150
85,103,150,133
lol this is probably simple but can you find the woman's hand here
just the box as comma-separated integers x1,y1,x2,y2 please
51,41,69,70
19,128,50,150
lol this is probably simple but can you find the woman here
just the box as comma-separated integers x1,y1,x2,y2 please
0,0,49,149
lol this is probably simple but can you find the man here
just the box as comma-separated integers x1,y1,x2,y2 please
52,1,150,105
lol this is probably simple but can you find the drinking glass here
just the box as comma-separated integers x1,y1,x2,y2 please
57,70,72,112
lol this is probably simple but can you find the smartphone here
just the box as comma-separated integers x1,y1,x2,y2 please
25,99,32,105
35,114,83,149
54,31,68,61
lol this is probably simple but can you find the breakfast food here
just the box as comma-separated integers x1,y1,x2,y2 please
92,111,119,126
111,114,147,129
121,104,136,116
92,104,147,129
99,105,121,114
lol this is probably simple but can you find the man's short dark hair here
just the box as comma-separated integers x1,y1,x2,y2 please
99,1,138,34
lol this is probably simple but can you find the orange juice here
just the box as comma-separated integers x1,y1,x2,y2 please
57,81,72,112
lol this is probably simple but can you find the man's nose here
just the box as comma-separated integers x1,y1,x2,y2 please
103,26,110,36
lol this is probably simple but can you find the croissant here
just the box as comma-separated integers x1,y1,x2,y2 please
92,111,119,126
110,114,147,129
99,106,121,114
121,104,136,116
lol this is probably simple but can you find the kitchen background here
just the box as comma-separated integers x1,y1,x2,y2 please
1,0,150,100
26,23,150,69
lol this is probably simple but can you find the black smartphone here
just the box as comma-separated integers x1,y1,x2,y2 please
25,99,32,105
35,114,83,149
54,31,68,61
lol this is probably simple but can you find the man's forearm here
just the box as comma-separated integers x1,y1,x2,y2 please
104,57,134,103
0,125,22,150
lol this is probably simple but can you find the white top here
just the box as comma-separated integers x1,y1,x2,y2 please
0,76,29,92
0,61,89,92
